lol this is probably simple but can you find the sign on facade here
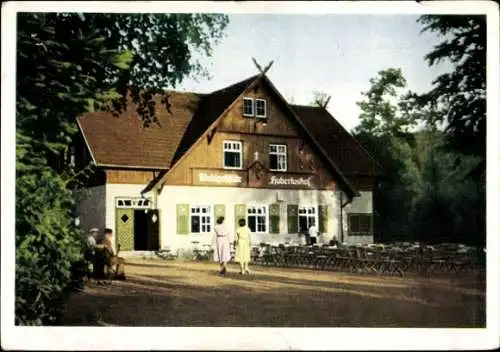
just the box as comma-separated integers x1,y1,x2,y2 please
192,169,247,186
269,175,313,187
265,174,317,189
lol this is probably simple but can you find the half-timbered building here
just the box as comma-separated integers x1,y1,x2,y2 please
75,72,383,255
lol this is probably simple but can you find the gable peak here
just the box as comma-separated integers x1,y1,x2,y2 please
251,57,274,76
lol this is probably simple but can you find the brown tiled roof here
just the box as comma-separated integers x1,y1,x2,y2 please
78,91,201,169
78,75,259,170
290,105,384,178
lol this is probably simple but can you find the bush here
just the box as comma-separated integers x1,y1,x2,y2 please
16,165,84,325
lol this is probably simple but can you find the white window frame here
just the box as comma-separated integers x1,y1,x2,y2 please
269,144,287,172
298,205,317,233
243,97,254,117
223,140,243,169
247,204,268,234
116,197,153,209
255,99,267,118
190,205,212,234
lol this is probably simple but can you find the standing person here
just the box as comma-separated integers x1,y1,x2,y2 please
308,220,319,245
235,218,252,275
213,217,231,275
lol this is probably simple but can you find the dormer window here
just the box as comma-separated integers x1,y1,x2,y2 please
243,98,254,116
255,99,267,118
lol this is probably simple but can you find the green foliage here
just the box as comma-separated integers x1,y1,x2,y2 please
416,15,486,157
354,68,418,137
15,133,85,325
16,12,229,325
311,91,330,108
354,67,485,245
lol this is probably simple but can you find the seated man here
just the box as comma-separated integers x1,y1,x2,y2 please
84,228,98,261
83,228,98,279
329,236,340,248
102,228,126,279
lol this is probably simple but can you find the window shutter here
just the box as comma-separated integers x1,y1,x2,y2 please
269,203,280,234
287,204,298,234
176,204,189,235
214,204,226,219
235,204,246,230
318,205,329,233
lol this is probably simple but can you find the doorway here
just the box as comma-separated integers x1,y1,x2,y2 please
133,209,160,251
115,197,160,252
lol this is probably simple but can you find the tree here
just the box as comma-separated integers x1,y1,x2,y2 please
354,67,485,245
16,12,229,325
354,68,418,137
415,15,486,245
416,15,486,157
311,91,331,108
353,68,422,242
411,132,484,244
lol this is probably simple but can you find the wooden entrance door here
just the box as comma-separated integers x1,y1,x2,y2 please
116,208,134,251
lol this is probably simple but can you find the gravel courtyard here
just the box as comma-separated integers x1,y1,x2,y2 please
61,258,485,327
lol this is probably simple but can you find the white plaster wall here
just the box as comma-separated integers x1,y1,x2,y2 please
76,185,106,233
156,185,338,252
346,191,373,213
342,191,374,245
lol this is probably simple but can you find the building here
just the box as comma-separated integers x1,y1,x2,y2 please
75,72,384,255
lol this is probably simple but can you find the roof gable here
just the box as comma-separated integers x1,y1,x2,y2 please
169,75,259,166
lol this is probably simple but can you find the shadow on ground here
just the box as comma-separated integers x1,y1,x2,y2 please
61,259,486,327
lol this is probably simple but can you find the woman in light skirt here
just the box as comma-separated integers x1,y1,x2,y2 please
213,216,231,275
235,218,252,275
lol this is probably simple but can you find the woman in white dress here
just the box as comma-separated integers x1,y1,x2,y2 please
213,217,231,275
235,218,252,275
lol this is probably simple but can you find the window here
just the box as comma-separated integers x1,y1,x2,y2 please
298,206,317,233
247,205,267,233
243,98,254,116
223,140,242,169
269,144,287,171
348,213,372,235
255,99,267,118
191,205,212,233
116,197,153,209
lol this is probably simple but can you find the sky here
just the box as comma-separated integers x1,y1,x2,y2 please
177,14,453,132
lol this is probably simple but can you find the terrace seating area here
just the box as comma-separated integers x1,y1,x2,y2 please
154,240,485,277
247,242,485,277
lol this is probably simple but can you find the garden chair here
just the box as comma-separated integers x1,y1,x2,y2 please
156,246,178,260
378,247,404,277
251,246,261,264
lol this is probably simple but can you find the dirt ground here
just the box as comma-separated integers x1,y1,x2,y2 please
61,258,485,327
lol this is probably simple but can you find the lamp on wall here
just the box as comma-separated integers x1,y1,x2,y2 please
276,191,284,203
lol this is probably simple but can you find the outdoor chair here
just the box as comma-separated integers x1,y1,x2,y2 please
156,247,178,260
251,246,261,264
331,246,351,272
274,244,287,267
357,247,380,274
282,245,297,267
260,243,275,266
377,248,404,277
313,246,330,270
